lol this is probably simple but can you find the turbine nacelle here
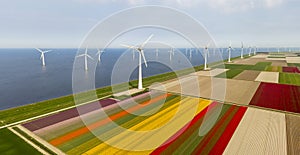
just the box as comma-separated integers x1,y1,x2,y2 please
35,48,52,66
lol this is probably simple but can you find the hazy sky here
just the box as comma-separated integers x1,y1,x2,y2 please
1,0,299,48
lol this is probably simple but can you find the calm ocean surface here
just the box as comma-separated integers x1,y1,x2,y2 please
0,48,267,110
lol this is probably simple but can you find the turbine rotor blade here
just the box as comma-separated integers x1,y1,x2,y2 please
140,34,154,48
140,50,148,67
120,44,138,49
86,54,94,60
96,49,103,55
43,50,52,53
35,48,43,53
76,54,85,57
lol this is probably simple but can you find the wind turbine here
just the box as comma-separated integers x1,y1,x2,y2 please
96,48,104,63
156,48,159,58
248,46,252,56
121,34,153,89
172,48,175,56
203,43,210,70
77,48,93,71
227,41,234,62
254,46,257,55
189,48,192,59
168,48,175,62
132,48,135,60
241,42,244,59
35,48,52,66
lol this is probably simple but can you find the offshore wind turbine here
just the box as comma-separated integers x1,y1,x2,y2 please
227,41,234,62
35,48,52,66
77,48,93,71
156,48,159,58
248,46,252,56
121,34,153,89
241,42,244,59
96,48,104,63
172,48,175,56
168,48,175,62
132,48,135,60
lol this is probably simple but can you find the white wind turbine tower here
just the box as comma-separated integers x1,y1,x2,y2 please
189,48,192,59
77,48,93,71
96,48,104,63
132,48,135,60
121,34,153,89
203,43,210,70
227,41,234,62
248,46,252,56
254,46,257,55
156,48,159,58
241,42,244,59
168,48,175,62
35,48,52,66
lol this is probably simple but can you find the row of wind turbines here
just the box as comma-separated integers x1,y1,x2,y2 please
202,41,258,70
35,48,104,68
36,37,259,90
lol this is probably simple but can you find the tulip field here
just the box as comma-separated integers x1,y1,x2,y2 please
22,91,250,154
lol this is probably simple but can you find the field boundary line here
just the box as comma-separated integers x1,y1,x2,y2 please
16,125,65,155
8,126,51,155
0,95,111,130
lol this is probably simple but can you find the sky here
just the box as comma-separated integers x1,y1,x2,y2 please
0,0,299,48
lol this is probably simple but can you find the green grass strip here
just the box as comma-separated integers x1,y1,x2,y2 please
12,127,56,155
251,62,272,71
265,66,282,72
288,63,300,68
0,128,42,155
215,69,244,79
279,73,300,86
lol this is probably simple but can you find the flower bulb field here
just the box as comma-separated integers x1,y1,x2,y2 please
1,53,300,154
